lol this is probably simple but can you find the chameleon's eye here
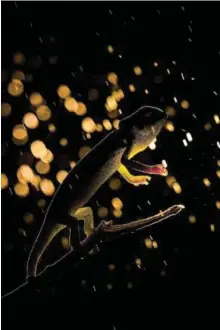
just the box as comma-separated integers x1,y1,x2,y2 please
136,121,146,130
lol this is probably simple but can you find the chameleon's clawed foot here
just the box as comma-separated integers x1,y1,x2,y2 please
132,175,151,186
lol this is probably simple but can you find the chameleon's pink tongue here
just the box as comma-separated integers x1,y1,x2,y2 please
123,159,168,176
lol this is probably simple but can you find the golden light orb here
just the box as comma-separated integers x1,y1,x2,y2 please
106,96,118,111
107,72,118,85
14,182,29,197
29,92,44,107
13,52,26,65
1,103,12,117
78,146,91,159
70,161,76,168
57,85,71,99
75,102,87,116
36,105,51,121
113,209,122,218
37,199,46,208
107,45,114,53
188,215,196,224
18,165,34,182
35,160,51,174
64,97,78,112
203,178,211,187
165,121,175,132
109,178,121,190
152,241,158,249
30,140,47,159
113,119,120,130
1,173,9,189
8,79,24,96
129,84,135,92
181,100,190,109
81,117,96,133
133,66,142,76
144,238,152,249
41,149,54,164
60,138,68,146
40,179,55,196
96,123,103,132
23,213,34,224
12,124,28,141
97,206,108,218
56,170,68,184
12,70,25,81
166,106,176,117
23,112,39,129
103,119,112,131
111,197,123,210
172,182,182,194
48,123,56,132
108,110,119,119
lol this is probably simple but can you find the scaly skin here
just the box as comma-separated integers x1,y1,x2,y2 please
26,105,168,278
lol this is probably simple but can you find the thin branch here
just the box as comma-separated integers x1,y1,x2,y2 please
98,204,185,234
2,204,185,299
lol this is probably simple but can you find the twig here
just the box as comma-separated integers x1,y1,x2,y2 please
2,204,185,299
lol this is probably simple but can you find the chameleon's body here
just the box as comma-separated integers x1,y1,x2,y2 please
27,106,168,278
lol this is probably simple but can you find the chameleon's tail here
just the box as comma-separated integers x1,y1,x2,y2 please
26,221,66,278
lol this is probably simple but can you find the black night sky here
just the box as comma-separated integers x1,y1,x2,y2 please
1,1,220,327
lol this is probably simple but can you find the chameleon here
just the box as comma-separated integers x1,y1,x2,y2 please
26,105,168,279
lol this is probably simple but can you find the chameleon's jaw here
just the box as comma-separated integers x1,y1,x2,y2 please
121,157,168,177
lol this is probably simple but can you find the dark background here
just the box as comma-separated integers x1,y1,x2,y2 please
1,1,220,327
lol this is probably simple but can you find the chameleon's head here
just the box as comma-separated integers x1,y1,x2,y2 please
121,105,167,159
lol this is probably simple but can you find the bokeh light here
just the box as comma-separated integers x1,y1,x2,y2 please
60,138,68,147
64,97,78,112
8,79,24,96
40,179,55,196
107,72,118,85
109,178,121,190
111,197,123,210
29,92,44,106
1,103,12,117
12,124,28,142
56,170,68,183
13,52,26,65
23,213,34,224
14,182,29,197
97,206,108,218
78,146,91,159
31,140,47,159
35,160,51,174
81,117,96,133
133,66,142,76
57,85,71,99
23,113,39,129
41,149,54,164
36,105,51,121
181,100,190,109
1,173,9,189
75,102,87,116
103,119,112,131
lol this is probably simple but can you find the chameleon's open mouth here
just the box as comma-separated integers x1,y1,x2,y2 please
122,158,168,177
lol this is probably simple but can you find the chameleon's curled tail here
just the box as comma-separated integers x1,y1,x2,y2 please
26,222,66,278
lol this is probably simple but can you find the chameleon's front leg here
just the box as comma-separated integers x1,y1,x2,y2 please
73,207,94,238
73,207,99,254
117,163,151,186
